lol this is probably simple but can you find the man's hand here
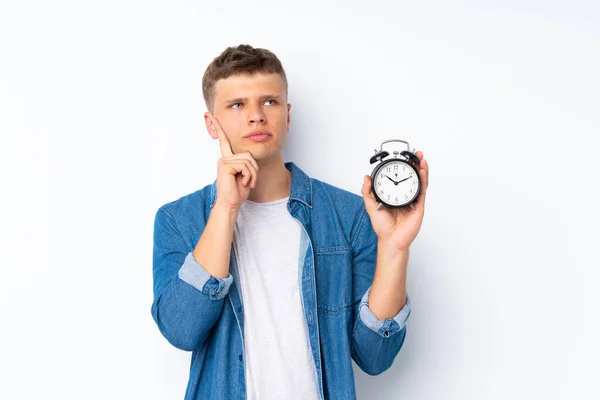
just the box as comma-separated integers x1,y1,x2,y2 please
212,117,259,211
361,151,429,251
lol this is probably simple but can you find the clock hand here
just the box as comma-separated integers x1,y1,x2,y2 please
384,175,397,185
398,176,412,183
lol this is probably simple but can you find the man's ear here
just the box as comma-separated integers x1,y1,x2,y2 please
204,112,217,139
287,103,292,132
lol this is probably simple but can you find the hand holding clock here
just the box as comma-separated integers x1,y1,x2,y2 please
361,151,429,251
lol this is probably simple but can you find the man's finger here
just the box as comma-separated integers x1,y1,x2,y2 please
224,155,259,179
221,159,258,188
415,151,428,175
414,166,428,210
420,161,429,190
234,152,259,176
214,117,234,157
361,175,379,215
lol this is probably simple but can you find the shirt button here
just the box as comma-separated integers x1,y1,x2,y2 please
239,355,243,361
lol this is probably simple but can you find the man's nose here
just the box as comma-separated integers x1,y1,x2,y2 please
248,105,266,124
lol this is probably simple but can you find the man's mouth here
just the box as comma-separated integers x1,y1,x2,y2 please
244,131,272,142
245,133,271,142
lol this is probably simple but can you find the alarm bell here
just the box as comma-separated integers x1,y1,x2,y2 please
369,139,421,210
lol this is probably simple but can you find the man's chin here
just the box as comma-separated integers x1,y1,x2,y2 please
247,148,282,163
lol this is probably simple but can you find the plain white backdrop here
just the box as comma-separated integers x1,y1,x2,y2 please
1,0,599,399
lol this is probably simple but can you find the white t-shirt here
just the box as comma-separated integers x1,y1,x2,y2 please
232,196,321,400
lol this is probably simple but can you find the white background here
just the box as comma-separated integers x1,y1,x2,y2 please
1,0,599,399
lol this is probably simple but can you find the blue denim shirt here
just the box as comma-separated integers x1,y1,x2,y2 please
151,161,412,399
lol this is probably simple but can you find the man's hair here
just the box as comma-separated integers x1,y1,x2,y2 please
202,44,288,113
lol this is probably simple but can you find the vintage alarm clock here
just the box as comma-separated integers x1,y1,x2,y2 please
369,139,421,209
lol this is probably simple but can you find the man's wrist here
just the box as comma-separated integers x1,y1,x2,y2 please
213,198,241,214
377,238,409,259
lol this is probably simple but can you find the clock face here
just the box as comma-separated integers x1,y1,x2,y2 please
372,160,420,206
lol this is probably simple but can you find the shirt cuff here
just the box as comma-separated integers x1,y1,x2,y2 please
358,286,412,338
178,252,234,300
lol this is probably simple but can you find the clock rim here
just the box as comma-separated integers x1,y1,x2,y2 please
370,158,421,208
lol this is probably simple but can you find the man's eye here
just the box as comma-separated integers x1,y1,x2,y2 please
230,100,275,109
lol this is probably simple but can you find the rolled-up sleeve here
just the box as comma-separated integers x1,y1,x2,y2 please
358,287,411,338
179,252,234,300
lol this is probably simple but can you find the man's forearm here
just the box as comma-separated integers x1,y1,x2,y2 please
367,241,409,320
192,201,239,279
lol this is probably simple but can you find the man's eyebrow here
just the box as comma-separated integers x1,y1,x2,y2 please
223,94,283,104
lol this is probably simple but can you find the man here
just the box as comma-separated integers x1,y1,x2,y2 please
151,44,429,399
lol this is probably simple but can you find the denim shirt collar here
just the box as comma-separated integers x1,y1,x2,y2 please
209,161,313,209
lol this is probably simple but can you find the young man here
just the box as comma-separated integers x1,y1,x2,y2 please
151,44,429,399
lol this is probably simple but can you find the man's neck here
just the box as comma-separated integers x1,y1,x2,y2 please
247,154,291,203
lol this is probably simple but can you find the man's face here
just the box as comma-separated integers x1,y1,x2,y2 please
205,72,291,162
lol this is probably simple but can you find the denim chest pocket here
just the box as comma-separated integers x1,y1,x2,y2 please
313,246,354,315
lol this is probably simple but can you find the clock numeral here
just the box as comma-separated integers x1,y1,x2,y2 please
395,197,399,202
394,165,398,170
377,181,381,186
